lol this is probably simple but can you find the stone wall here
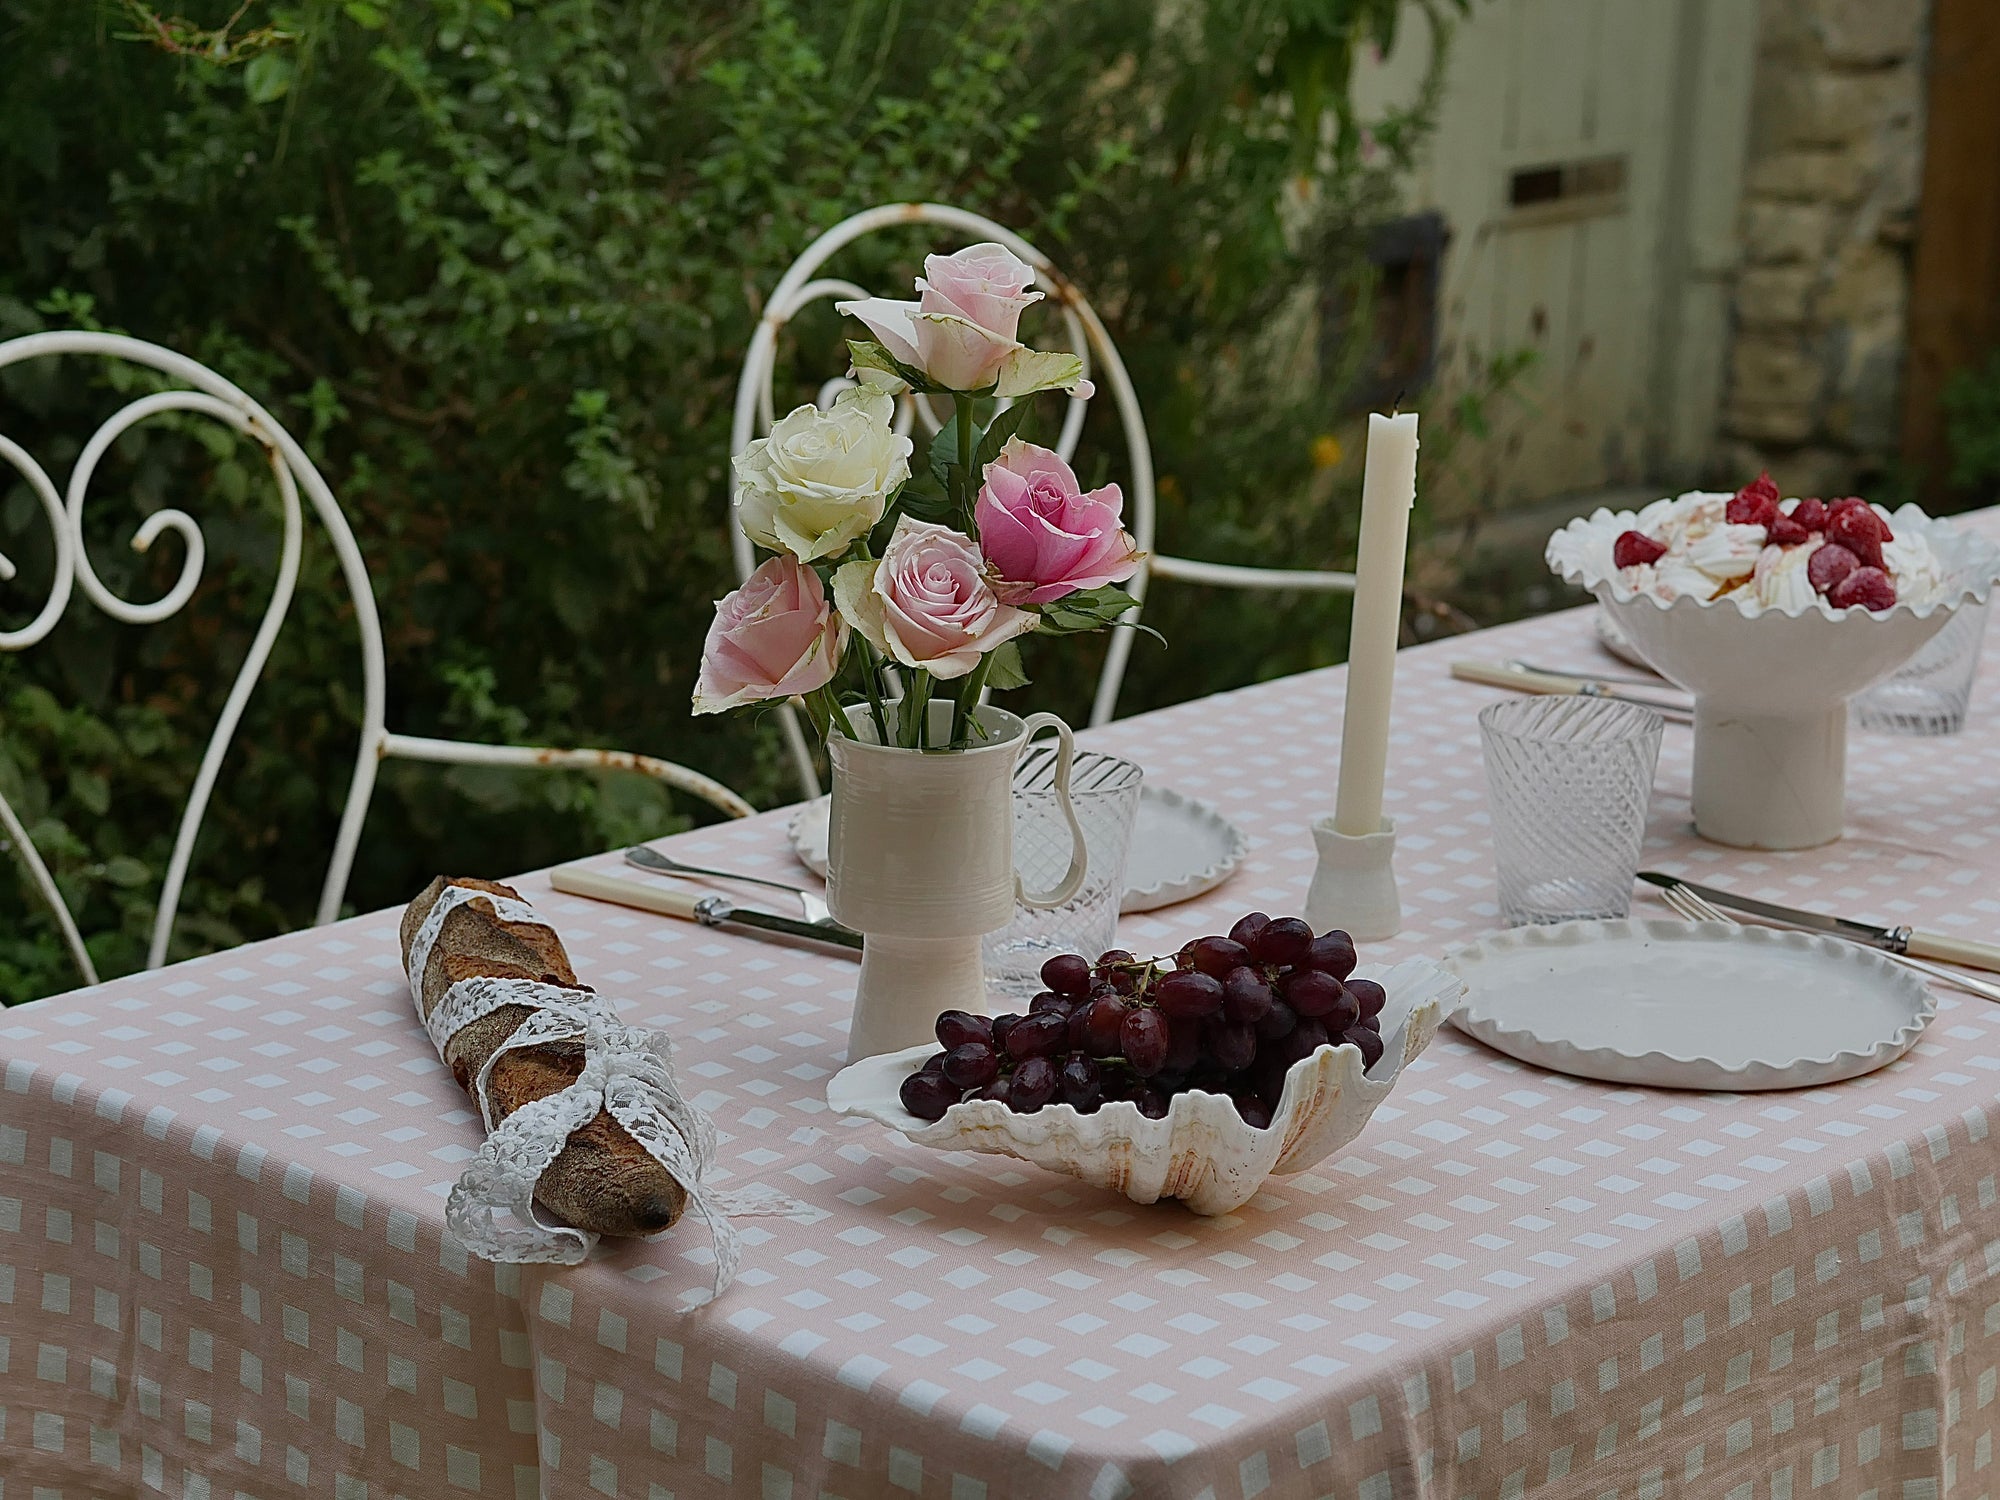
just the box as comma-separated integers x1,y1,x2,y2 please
1719,0,1930,497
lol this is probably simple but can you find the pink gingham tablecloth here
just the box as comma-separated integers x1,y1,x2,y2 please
5,509,2000,1500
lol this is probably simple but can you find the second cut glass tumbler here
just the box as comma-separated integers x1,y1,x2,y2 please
1479,696,1664,926
984,749,1143,999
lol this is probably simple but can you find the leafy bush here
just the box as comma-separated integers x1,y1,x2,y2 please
0,0,1464,1002
1943,349,2000,497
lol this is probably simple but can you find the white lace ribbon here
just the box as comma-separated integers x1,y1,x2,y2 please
405,884,799,1299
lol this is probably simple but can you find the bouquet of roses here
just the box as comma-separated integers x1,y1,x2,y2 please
694,243,1148,750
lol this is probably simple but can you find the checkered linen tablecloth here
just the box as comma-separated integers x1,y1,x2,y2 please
5,510,2000,1500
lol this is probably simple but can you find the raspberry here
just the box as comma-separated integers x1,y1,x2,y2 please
1807,542,1860,595
1790,497,1829,532
1768,515,1811,546
1612,529,1668,568
1827,566,1896,612
1726,472,1781,527
1826,505,1887,569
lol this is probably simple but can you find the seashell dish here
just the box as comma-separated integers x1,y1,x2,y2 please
826,956,1464,1215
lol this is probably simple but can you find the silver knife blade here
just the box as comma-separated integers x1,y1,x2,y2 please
692,895,864,952
1636,871,1908,951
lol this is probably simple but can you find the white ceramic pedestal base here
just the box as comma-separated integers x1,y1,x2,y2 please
1304,817,1401,941
846,934,989,1064
1692,703,1846,849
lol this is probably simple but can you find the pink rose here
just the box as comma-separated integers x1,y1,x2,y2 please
832,518,1033,680
837,243,1094,400
692,556,846,714
975,438,1143,604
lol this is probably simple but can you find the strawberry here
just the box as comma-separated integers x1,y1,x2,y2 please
1827,566,1896,612
1726,472,1781,527
1769,514,1811,546
1612,530,1668,568
1807,542,1860,595
1825,504,1888,569
1790,497,1829,532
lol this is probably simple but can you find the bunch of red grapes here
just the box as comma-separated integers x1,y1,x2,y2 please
898,912,1385,1131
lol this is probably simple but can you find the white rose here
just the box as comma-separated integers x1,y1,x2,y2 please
733,386,913,563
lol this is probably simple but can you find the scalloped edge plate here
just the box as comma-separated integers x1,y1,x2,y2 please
787,783,1248,915
1441,919,1935,1091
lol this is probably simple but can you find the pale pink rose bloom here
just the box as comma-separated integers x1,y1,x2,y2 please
692,556,846,714
832,517,1032,680
838,243,1094,399
975,438,1143,605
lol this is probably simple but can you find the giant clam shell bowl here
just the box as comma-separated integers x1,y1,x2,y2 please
827,957,1464,1215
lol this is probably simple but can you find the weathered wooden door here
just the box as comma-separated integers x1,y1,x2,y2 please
1356,0,1761,507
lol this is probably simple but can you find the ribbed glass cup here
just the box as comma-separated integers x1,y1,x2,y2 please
1853,600,1988,737
1479,696,1664,927
983,750,1143,1000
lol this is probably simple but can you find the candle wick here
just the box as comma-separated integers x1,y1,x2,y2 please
1390,390,1407,416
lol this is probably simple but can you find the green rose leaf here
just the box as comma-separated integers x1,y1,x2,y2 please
981,638,1031,691
846,339,938,396
973,400,1036,472
1032,582,1142,635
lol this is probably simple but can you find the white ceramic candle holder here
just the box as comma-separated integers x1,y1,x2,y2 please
1304,816,1401,941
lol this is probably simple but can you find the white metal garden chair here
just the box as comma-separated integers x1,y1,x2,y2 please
0,331,752,990
731,202,1360,800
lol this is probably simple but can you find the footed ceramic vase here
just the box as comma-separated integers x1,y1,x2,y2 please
827,703,1087,1062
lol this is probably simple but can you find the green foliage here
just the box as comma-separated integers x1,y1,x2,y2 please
1,0,1465,1002
1943,350,2000,497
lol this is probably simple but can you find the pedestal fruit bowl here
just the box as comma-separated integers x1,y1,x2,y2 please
826,956,1462,1215
1548,501,2000,849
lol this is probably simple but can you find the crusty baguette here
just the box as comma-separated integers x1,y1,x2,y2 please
400,876,688,1238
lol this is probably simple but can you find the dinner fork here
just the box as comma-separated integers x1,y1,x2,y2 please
625,846,833,925
1657,883,2000,1004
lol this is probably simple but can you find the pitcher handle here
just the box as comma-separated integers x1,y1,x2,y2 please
1014,712,1089,910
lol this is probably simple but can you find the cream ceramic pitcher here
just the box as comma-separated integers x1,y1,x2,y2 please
826,702,1087,1062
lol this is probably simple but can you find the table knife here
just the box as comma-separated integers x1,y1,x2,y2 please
1638,871,2000,973
1451,661,1693,723
550,864,862,952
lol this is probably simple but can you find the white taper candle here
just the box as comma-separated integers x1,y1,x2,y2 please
1334,412,1419,837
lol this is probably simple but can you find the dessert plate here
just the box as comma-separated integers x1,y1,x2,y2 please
786,784,1248,914
1442,919,1935,1091
1595,609,1656,672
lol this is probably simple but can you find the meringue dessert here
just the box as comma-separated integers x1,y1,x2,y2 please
1610,475,1944,614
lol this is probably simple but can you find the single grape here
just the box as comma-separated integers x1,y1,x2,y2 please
1004,1009,1069,1062
1221,966,1274,1025
900,1069,959,1121
1134,1086,1170,1120
1094,948,1137,986
1227,911,1272,947
1067,1006,1092,1049
1208,1021,1257,1072
1247,1054,1290,1108
1189,935,1252,980
1255,997,1297,1041
921,1050,949,1074
1281,968,1348,1019
1346,978,1386,1020
942,1041,999,1090
1345,1025,1385,1071
1059,1053,1102,1109
1010,1055,1058,1112
935,1010,991,1049
1122,1008,1171,1076
1304,931,1358,981
1356,1013,1380,1034
977,1077,1012,1102
1082,995,1129,1057
1174,941,1199,971
1154,969,1225,1020
1028,990,1070,1017
1282,1017,1330,1066
1163,1015,1203,1074
989,1013,1022,1051
1041,953,1093,998
1250,916,1314,967
1231,1093,1273,1130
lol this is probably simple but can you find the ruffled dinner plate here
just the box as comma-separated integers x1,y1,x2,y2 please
1441,919,1935,1091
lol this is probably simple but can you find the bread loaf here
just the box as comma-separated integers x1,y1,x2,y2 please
400,876,689,1238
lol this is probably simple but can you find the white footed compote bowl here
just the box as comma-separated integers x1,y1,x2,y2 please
1548,505,2000,849
826,957,1462,1215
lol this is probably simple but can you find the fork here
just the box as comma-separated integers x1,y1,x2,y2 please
1657,883,2000,1003
625,846,833,925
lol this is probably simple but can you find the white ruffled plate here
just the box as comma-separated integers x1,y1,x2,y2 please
826,957,1463,1215
787,784,1248,914
1443,919,1935,1091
